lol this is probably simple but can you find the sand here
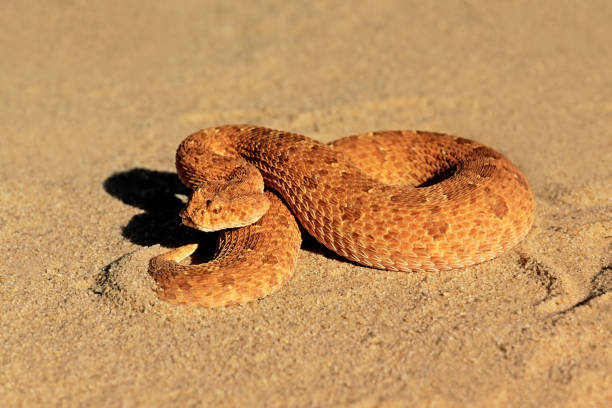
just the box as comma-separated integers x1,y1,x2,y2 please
1,1,610,406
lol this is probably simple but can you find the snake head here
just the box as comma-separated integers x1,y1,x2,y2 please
179,165,270,232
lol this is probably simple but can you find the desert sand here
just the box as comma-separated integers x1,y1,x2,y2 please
1,1,610,406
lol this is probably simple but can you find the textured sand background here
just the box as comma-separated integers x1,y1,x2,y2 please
1,1,611,406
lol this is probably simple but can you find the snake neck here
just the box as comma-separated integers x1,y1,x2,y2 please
224,125,372,193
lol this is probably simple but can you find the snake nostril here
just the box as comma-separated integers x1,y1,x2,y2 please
205,199,213,208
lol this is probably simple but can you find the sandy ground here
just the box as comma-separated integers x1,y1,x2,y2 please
1,1,611,406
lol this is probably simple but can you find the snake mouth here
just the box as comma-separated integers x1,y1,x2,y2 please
179,210,216,232
181,217,257,232
179,204,266,232
180,217,209,232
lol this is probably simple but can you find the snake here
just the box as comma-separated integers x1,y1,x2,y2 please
148,125,535,307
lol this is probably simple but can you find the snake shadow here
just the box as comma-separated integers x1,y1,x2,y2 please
103,167,343,263
103,168,216,255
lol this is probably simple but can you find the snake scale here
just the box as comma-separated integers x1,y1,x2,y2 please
149,125,534,307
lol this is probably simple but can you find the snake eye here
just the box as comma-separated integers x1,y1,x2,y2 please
205,199,222,214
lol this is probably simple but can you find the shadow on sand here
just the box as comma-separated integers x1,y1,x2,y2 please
103,167,348,265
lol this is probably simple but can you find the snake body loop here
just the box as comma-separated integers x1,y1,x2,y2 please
149,125,535,307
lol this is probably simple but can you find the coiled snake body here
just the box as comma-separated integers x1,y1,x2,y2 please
149,125,534,307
